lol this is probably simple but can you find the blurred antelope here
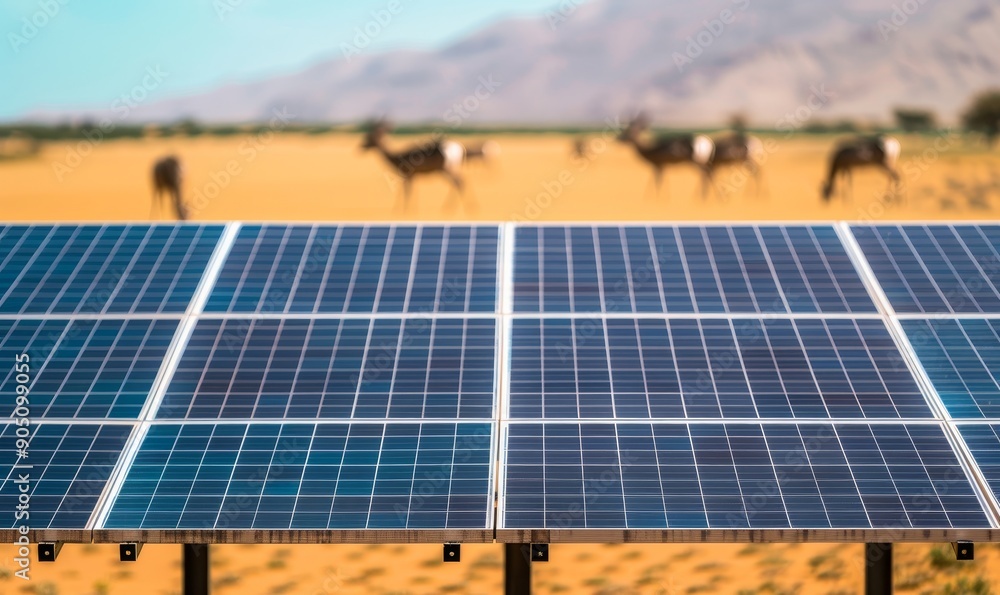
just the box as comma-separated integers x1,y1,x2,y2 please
463,140,500,166
821,135,901,202
571,137,592,159
709,131,766,197
617,113,715,199
151,155,188,220
361,119,467,211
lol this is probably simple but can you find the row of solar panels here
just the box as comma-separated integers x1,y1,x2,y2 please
4,223,1000,316
4,316,1000,421
7,420,1000,537
2,223,1000,543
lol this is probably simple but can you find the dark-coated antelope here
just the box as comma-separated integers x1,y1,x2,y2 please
617,113,715,198
361,119,467,210
151,155,188,220
709,132,766,197
821,135,901,202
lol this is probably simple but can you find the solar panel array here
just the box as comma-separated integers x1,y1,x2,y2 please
2,222,999,544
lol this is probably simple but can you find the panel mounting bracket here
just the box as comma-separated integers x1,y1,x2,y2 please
952,541,974,560
120,542,143,562
444,543,461,562
38,542,62,562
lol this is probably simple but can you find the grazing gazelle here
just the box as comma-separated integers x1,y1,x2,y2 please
709,131,766,197
361,119,467,210
151,155,188,220
463,140,500,165
821,135,901,202
617,113,715,198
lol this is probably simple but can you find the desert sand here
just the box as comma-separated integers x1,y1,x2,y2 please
2,132,998,222
0,132,998,594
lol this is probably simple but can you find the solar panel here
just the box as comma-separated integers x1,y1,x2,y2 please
0,319,179,419
508,317,930,420
0,225,223,314
0,424,133,531
501,422,992,530
204,225,500,313
512,225,875,313
102,422,494,532
852,225,1000,314
957,424,1000,505
2,221,996,545
901,318,1000,418
157,317,497,420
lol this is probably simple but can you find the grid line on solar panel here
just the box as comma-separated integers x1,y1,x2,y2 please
511,225,876,314
507,317,931,420
0,225,224,314
0,424,133,530
155,317,497,420
956,424,1000,511
500,422,992,530
901,318,1000,418
99,422,494,531
0,319,179,419
204,225,500,314
851,224,1000,314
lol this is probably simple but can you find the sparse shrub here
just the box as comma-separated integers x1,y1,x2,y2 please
896,570,931,591
738,544,763,556
941,576,991,595
211,573,241,589
928,546,963,571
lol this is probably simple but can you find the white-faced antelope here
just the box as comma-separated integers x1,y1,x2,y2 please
617,113,715,199
151,155,187,220
463,140,500,166
361,119,467,211
708,132,766,197
821,135,901,202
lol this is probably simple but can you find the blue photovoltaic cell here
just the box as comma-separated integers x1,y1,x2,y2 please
957,424,1000,504
902,318,1000,418
512,225,875,313
103,422,493,530
0,225,223,314
157,318,496,420
205,225,499,313
852,225,1000,313
508,318,930,419
502,423,990,530
0,319,178,419
0,424,132,529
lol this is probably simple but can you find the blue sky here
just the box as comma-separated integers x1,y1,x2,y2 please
1,0,558,119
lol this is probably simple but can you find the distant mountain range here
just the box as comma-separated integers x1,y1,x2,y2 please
26,0,1000,126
